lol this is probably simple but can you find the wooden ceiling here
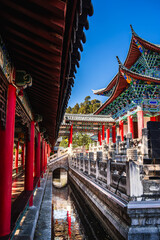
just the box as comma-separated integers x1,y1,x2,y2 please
0,0,93,145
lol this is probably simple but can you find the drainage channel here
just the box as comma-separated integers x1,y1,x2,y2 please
52,182,112,240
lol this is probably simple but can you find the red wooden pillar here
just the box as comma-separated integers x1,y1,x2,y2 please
15,141,19,173
67,211,71,238
45,141,47,171
47,144,49,157
41,138,44,177
22,143,25,169
150,116,156,121
0,84,16,237
35,132,41,187
106,128,110,144
98,130,102,145
119,120,124,142
43,139,45,173
128,115,134,138
25,121,35,206
102,124,105,141
70,124,73,145
112,125,116,143
44,141,47,172
137,111,144,138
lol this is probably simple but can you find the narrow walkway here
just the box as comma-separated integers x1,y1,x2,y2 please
34,173,52,240
12,174,25,203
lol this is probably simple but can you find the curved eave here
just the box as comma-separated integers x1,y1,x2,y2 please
124,36,141,69
93,73,118,95
137,36,160,53
124,34,160,70
120,67,160,84
94,72,128,115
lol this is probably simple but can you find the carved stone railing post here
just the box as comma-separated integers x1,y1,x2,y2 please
96,158,99,179
116,136,121,155
126,160,143,197
88,158,91,176
97,151,102,162
96,151,102,179
126,133,132,149
107,159,111,186
83,156,85,173
141,128,149,159
80,152,83,171
77,153,79,169
88,152,93,176
127,149,138,162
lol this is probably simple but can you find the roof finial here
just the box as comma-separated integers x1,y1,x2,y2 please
116,56,122,67
130,24,138,36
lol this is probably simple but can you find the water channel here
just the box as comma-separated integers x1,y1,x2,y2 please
52,169,112,240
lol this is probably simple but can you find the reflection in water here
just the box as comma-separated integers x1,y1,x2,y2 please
52,183,112,240
53,186,84,239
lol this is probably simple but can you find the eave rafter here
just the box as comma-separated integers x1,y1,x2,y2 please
0,0,93,145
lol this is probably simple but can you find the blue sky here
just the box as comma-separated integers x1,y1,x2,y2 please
68,0,160,108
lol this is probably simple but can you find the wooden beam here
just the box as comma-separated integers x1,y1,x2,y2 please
8,38,61,65
28,0,66,19
1,26,62,56
14,55,60,77
11,46,61,70
0,12,63,47
0,0,65,35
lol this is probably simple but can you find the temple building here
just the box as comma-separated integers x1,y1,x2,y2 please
94,26,160,142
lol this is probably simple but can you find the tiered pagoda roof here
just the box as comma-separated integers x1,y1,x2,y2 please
94,26,160,116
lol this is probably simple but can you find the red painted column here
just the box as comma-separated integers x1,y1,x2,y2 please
25,121,35,206
47,144,49,157
150,116,156,121
102,124,105,141
15,141,19,173
112,125,116,143
128,115,134,138
43,140,45,173
22,143,25,169
0,84,16,237
98,131,102,145
45,141,47,171
35,132,41,187
67,211,71,238
137,111,144,138
41,138,44,177
70,124,73,145
106,128,110,144
119,120,124,142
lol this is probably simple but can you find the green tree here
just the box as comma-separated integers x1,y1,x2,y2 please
72,132,93,150
93,102,101,112
59,137,68,148
66,96,101,114
71,103,79,114
66,106,72,113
